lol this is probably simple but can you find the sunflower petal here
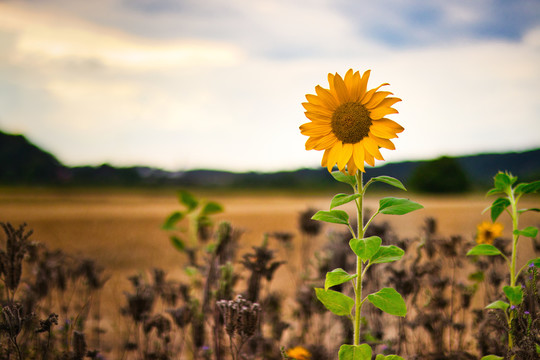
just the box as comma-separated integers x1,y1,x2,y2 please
333,73,349,103
321,148,330,167
372,135,396,150
337,143,353,170
365,91,393,109
364,148,375,167
364,136,384,160
372,118,404,133
369,125,398,139
299,123,332,136
377,97,401,108
361,83,389,104
312,134,337,150
369,107,399,120
352,143,366,172
346,157,357,175
315,85,338,109
302,102,333,116
327,141,343,172
358,70,371,100
348,70,362,101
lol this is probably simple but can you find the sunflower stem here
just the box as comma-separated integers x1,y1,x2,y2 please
353,171,364,346
508,186,519,352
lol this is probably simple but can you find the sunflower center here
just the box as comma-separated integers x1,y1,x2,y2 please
331,102,372,144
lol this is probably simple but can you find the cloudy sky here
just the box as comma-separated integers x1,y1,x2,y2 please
1,0,539,172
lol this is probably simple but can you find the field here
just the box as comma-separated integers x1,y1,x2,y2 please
0,188,539,358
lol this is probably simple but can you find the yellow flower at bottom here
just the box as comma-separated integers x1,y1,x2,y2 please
299,69,404,174
286,346,311,360
476,221,504,245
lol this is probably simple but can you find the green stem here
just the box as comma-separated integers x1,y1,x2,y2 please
508,187,519,352
353,171,364,346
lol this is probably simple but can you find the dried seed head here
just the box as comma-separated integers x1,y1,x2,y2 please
217,295,260,340
298,208,321,236
0,303,25,338
72,331,87,360
35,313,59,333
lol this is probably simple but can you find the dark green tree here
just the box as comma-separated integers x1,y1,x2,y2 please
408,156,471,193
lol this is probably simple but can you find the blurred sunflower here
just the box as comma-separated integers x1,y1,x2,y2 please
300,69,403,174
476,221,504,245
286,346,311,360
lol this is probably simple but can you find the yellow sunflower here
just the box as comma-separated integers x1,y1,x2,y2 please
476,221,504,245
286,346,311,360
300,69,404,174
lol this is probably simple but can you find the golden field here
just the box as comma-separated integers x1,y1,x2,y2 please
0,187,538,356
1,188,538,295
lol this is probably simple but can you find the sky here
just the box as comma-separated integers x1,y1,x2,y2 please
1,0,539,172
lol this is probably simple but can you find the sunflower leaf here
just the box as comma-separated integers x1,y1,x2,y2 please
513,226,539,238
200,201,224,216
170,236,186,252
480,356,504,360
378,197,423,215
370,245,404,264
349,236,382,262
315,288,354,316
490,197,511,222
312,210,349,225
367,288,407,317
338,344,372,360
162,211,185,230
325,268,357,290
330,194,362,209
178,190,199,211
331,171,357,187
485,300,510,312
503,286,523,306
369,176,407,191
518,208,540,214
515,180,540,195
467,244,503,257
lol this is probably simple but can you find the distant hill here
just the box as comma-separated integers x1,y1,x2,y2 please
1,130,539,190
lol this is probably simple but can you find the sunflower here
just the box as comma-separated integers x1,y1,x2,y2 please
476,221,504,245
286,346,311,360
300,69,404,174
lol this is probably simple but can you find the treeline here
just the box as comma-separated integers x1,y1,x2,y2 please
1,130,539,193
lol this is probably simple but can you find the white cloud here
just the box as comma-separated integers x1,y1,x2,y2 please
0,1,539,172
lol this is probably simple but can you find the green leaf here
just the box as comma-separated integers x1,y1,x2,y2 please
480,356,503,360
200,201,223,216
315,288,354,316
494,172,516,191
371,245,405,264
330,193,362,209
503,286,523,305
349,236,382,262
378,197,423,215
369,176,407,191
513,226,539,238
485,300,510,312
367,288,407,317
515,180,540,195
486,188,504,197
325,268,357,290
162,211,184,230
312,210,349,225
338,344,372,360
376,356,404,360
332,171,357,186
527,257,540,267
490,197,511,222
468,271,485,282
178,190,198,211
170,235,186,252
466,244,503,257
518,208,540,214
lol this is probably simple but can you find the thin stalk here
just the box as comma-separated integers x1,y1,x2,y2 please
508,188,519,352
353,171,364,346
